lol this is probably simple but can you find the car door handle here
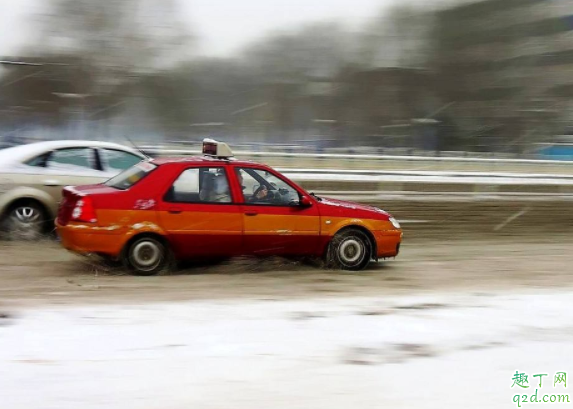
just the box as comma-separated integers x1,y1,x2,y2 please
244,211,258,216
43,179,61,187
168,207,183,214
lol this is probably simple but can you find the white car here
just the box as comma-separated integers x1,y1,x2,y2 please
0,140,146,238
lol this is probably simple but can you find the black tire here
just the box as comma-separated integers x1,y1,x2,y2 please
326,228,372,271
1,200,47,240
123,236,169,276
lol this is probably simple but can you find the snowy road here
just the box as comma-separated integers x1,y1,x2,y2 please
2,292,572,409
1,206,572,409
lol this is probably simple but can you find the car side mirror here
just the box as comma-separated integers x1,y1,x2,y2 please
299,195,313,207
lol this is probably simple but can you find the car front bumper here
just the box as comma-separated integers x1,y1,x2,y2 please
374,229,402,258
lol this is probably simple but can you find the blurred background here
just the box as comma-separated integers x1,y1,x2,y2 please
2,0,573,158
2,2,573,408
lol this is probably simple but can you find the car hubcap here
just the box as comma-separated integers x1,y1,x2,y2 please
12,207,41,225
339,238,364,266
131,241,162,271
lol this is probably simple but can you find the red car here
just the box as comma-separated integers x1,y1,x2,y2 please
56,140,402,275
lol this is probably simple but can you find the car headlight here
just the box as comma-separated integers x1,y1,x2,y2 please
389,217,401,229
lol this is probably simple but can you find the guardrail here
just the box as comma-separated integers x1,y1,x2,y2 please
276,168,573,181
141,146,573,175
142,146,573,165
278,170,573,198
142,146,573,200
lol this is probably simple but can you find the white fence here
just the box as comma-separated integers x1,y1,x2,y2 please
143,146,573,200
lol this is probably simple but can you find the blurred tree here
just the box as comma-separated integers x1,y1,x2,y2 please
358,4,434,69
324,6,437,148
0,55,95,126
242,22,355,82
428,0,567,153
238,23,357,140
39,0,191,71
0,0,192,129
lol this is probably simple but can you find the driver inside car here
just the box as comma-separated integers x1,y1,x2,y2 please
237,169,271,202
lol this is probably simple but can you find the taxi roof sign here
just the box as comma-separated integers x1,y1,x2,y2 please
202,138,234,159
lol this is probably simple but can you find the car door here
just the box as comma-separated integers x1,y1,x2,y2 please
157,166,243,259
234,166,321,256
24,147,106,212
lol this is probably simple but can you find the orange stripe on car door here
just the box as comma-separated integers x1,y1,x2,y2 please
158,206,243,257
241,207,321,255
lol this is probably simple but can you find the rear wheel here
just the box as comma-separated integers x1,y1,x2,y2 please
326,228,372,271
1,201,47,240
123,236,169,276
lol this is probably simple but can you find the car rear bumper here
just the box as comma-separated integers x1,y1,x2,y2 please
56,221,126,258
374,230,402,258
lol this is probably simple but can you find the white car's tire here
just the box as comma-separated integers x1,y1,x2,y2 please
2,201,47,240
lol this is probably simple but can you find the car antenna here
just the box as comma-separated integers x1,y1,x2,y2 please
124,135,151,160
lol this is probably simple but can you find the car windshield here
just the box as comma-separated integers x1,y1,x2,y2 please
104,161,157,190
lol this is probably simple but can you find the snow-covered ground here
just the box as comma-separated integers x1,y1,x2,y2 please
2,291,572,409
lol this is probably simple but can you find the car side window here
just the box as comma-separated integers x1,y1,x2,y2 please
25,153,49,167
46,148,96,171
236,168,300,206
165,167,232,204
100,149,142,173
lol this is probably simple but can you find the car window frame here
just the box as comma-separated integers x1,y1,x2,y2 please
162,165,236,205
234,166,304,207
97,148,143,173
44,147,99,172
24,152,50,168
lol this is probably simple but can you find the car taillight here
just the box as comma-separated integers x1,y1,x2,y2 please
71,196,97,223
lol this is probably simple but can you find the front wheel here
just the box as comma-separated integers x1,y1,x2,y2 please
326,228,372,271
123,236,169,276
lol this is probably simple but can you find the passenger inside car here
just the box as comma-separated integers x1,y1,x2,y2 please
166,167,232,204
207,172,232,203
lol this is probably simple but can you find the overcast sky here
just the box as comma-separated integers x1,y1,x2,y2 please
181,0,394,56
0,0,459,57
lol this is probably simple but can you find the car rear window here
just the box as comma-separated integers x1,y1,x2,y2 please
25,153,49,167
100,149,143,172
104,161,157,190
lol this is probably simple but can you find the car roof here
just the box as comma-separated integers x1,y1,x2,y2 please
0,140,145,166
151,156,266,168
